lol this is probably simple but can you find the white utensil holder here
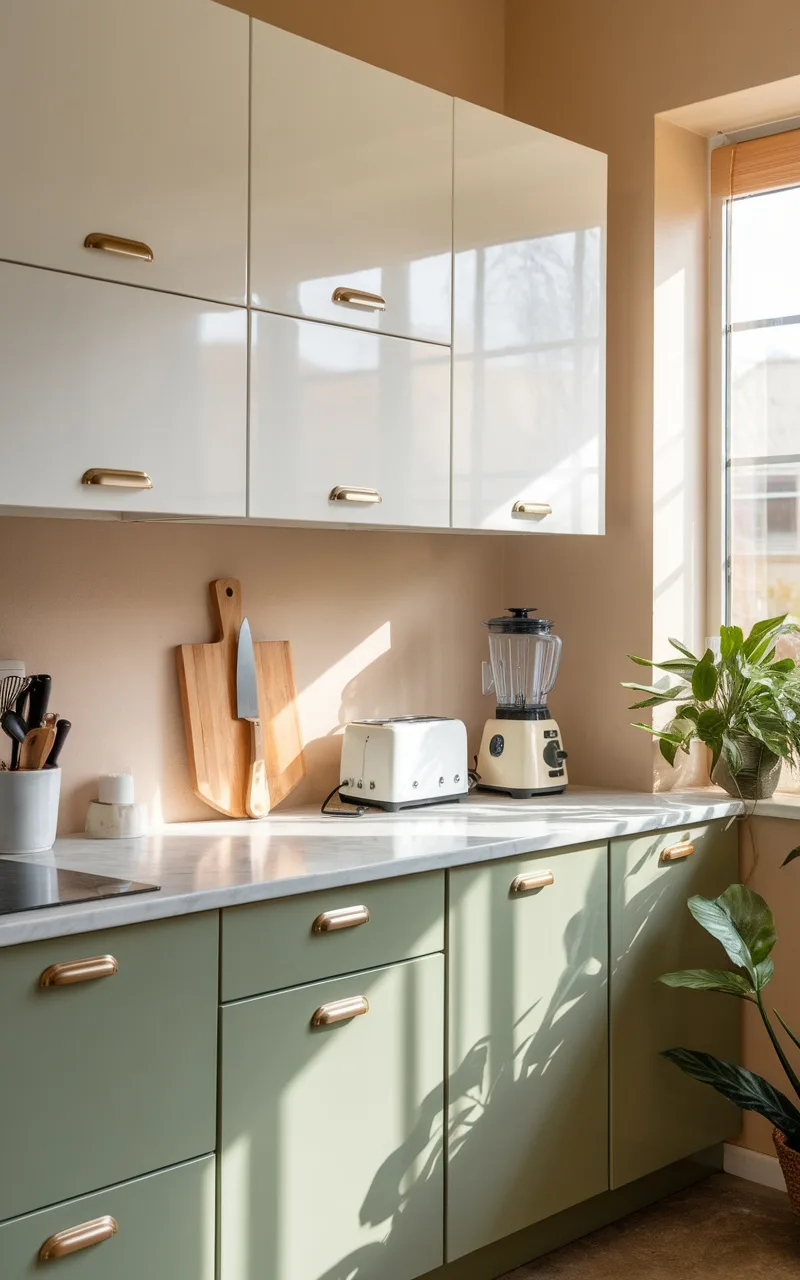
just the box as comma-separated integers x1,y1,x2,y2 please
0,769,61,855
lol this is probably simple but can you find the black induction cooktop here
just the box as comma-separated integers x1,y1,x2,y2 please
0,860,159,915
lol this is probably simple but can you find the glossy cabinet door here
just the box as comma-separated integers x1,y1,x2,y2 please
447,844,608,1261
220,956,444,1280
250,22,453,344
0,0,248,304
249,312,450,526
452,100,607,533
0,1157,215,1280
610,822,740,1188
0,913,218,1222
0,263,247,517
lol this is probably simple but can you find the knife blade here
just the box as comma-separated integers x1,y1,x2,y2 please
236,618,268,819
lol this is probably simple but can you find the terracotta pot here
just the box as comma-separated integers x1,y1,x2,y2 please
711,738,782,800
773,1128,800,1214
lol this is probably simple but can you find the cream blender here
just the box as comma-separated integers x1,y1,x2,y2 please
477,608,568,797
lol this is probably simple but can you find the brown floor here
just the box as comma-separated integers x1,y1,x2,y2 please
504,1174,797,1279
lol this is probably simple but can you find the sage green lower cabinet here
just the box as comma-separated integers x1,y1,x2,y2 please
0,912,218,1222
220,954,445,1280
0,1155,215,1280
610,821,740,1188
447,844,609,1262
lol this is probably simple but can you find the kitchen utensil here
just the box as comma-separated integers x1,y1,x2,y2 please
177,578,306,818
19,725,57,771
0,767,61,854
45,719,72,770
0,663,30,717
9,686,28,772
237,618,269,819
26,674,52,729
476,608,569,797
2,710,28,747
337,717,469,812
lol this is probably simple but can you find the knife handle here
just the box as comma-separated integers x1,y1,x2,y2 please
245,719,269,819
27,675,52,729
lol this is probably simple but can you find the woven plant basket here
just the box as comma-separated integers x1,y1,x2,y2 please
773,1129,800,1214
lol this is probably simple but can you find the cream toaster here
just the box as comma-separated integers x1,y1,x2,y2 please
338,717,469,811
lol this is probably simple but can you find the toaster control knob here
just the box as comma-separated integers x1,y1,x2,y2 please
369,781,375,790
439,777,445,786
454,774,460,783
357,780,363,789
413,781,419,789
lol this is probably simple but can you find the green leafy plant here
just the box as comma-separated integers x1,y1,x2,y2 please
622,615,800,777
659,884,800,1151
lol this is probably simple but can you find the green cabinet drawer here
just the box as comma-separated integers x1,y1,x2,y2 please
0,1155,215,1279
610,820,740,1188
447,843,609,1261
220,955,444,1280
220,871,444,1000
0,912,218,1222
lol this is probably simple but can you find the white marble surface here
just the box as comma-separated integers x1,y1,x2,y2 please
0,788,742,947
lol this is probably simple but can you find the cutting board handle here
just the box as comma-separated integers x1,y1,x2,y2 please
211,579,243,643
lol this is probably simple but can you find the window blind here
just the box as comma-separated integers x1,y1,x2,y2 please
710,127,800,199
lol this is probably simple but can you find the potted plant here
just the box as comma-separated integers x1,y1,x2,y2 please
622,615,800,799
658,884,800,1211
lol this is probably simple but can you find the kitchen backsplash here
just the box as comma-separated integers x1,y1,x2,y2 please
0,516,502,832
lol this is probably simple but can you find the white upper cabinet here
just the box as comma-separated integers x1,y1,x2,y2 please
249,23,453,345
249,313,451,527
0,0,249,304
0,263,247,517
451,100,607,534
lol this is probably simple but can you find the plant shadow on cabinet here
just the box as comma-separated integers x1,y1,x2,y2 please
219,852,614,1280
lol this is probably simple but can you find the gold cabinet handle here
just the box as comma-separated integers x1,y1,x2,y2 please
39,1215,118,1261
312,905,370,934
82,468,153,490
512,502,552,518
331,286,386,312
329,486,382,505
84,232,153,261
661,841,695,863
39,955,119,988
311,995,369,1027
510,870,555,894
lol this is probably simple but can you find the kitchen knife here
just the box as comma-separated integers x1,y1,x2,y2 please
26,674,52,729
45,719,72,769
236,618,269,819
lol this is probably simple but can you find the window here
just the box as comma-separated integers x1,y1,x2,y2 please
712,131,800,632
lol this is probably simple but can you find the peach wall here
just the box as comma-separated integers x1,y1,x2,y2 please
0,517,501,832
220,0,506,110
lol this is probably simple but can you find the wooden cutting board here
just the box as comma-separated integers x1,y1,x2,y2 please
177,578,306,817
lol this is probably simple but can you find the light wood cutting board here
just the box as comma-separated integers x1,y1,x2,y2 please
177,578,306,818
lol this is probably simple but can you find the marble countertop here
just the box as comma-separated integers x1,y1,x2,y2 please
0,787,742,947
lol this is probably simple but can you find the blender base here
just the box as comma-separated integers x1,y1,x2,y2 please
476,717,568,797
477,782,566,799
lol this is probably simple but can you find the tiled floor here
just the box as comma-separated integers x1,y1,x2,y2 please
503,1174,797,1278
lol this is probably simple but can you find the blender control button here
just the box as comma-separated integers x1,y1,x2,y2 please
489,734,505,758
548,769,564,778
544,729,558,738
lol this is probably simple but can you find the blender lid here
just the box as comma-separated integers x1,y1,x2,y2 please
483,607,554,634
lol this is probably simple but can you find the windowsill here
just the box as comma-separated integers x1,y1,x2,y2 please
748,792,800,819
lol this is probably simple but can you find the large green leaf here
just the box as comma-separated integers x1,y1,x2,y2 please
687,885,776,985
743,615,789,660
658,968,755,998
695,707,725,745
782,846,800,867
721,735,744,776
692,650,719,701
719,625,744,661
628,655,695,681
660,738,678,766
662,1049,800,1146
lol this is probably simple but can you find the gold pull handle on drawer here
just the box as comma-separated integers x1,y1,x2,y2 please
331,286,386,312
84,232,153,261
82,468,153,490
510,870,555,894
311,995,370,1027
661,841,695,862
312,905,370,934
39,1215,118,1261
39,954,119,988
512,501,552,518
329,485,382,505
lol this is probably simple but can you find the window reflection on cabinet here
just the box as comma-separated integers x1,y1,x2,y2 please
452,100,607,534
